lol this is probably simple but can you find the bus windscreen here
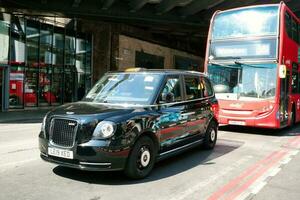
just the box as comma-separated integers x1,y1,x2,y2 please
212,6,279,40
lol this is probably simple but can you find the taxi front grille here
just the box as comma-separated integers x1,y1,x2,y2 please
50,118,78,147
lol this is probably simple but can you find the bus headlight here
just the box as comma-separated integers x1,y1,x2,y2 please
93,121,116,139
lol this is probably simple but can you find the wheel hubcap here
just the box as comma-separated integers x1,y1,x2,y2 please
140,147,151,168
210,129,216,142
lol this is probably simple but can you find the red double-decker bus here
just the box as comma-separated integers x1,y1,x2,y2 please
205,2,300,128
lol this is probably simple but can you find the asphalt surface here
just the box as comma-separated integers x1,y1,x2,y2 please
1,122,300,200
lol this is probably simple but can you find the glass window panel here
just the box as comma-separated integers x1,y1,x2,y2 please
0,14,10,64
11,16,25,64
26,21,39,67
76,36,86,73
159,77,182,103
39,24,53,106
202,77,214,97
25,21,39,107
25,67,38,107
184,76,202,100
212,6,279,40
285,12,292,39
77,73,85,101
52,67,63,105
64,65,76,103
53,31,64,66
39,65,52,106
65,35,75,66
292,18,298,43
9,64,25,108
52,28,64,105
86,35,92,74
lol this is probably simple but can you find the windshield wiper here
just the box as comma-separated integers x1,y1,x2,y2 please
234,61,267,68
209,61,241,69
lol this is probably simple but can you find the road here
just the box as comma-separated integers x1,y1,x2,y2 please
1,122,300,200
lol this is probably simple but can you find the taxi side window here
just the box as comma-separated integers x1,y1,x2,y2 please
184,76,202,100
201,77,214,97
159,77,182,103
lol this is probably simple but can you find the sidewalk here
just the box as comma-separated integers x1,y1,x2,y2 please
0,108,52,123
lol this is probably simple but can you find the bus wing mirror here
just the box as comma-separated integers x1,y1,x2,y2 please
279,65,286,79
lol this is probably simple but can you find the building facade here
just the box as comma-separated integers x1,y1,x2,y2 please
0,13,203,112
0,13,92,111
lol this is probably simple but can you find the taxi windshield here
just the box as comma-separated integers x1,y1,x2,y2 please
83,73,163,105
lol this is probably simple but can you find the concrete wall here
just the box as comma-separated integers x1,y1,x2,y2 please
80,22,112,83
117,35,203,71
80,21,204,84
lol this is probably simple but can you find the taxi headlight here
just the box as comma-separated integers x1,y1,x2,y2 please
41,116,47,132
93,121,116,139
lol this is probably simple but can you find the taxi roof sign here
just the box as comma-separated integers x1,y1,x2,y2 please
125,67,146,72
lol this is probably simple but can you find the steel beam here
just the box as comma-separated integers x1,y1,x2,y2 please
180,0,225,16
129,0,161,12
156,0,193,15
72,0,81,7
102,0,116,10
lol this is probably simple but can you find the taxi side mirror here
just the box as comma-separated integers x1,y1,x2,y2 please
160,92,175,103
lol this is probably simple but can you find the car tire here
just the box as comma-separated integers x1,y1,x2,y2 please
124,136,156,179
202,121,218,150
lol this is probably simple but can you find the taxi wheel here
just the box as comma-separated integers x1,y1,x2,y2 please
203,121,218,150
124,136,156,179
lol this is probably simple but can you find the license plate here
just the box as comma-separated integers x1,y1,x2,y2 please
228,120,246,125
48,147,73,159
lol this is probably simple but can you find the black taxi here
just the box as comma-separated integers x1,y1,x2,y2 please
39,69,219,179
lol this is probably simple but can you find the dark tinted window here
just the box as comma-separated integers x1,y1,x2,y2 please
159,77,182,103
286,12,299,44
292,18,298,43
292,63,298,94
285,12,292,38
298,71,300,93
201,77,214,97
184,76,202,100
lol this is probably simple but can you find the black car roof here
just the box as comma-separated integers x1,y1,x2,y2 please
107,68,207,77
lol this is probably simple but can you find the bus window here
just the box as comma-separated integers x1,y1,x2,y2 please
292,63,298,94
298,70,300,93
298,25,300,45
292,18,298,43
285,12,292,39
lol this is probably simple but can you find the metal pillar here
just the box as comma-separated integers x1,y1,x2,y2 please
0,65,9,112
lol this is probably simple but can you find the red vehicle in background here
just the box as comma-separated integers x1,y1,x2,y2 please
9,70,56,106
205,2,300,128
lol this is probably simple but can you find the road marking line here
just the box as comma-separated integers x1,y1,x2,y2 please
222,151,287,200
251,181,267,195
207,150,283,200
290,150,299,156
208,134,300,200
165,156,252,200
280,157,292,165
268,167,282,177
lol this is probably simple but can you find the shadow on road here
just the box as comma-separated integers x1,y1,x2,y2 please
53,139,243,185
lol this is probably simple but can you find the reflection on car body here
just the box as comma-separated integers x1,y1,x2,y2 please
39,69,219,179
